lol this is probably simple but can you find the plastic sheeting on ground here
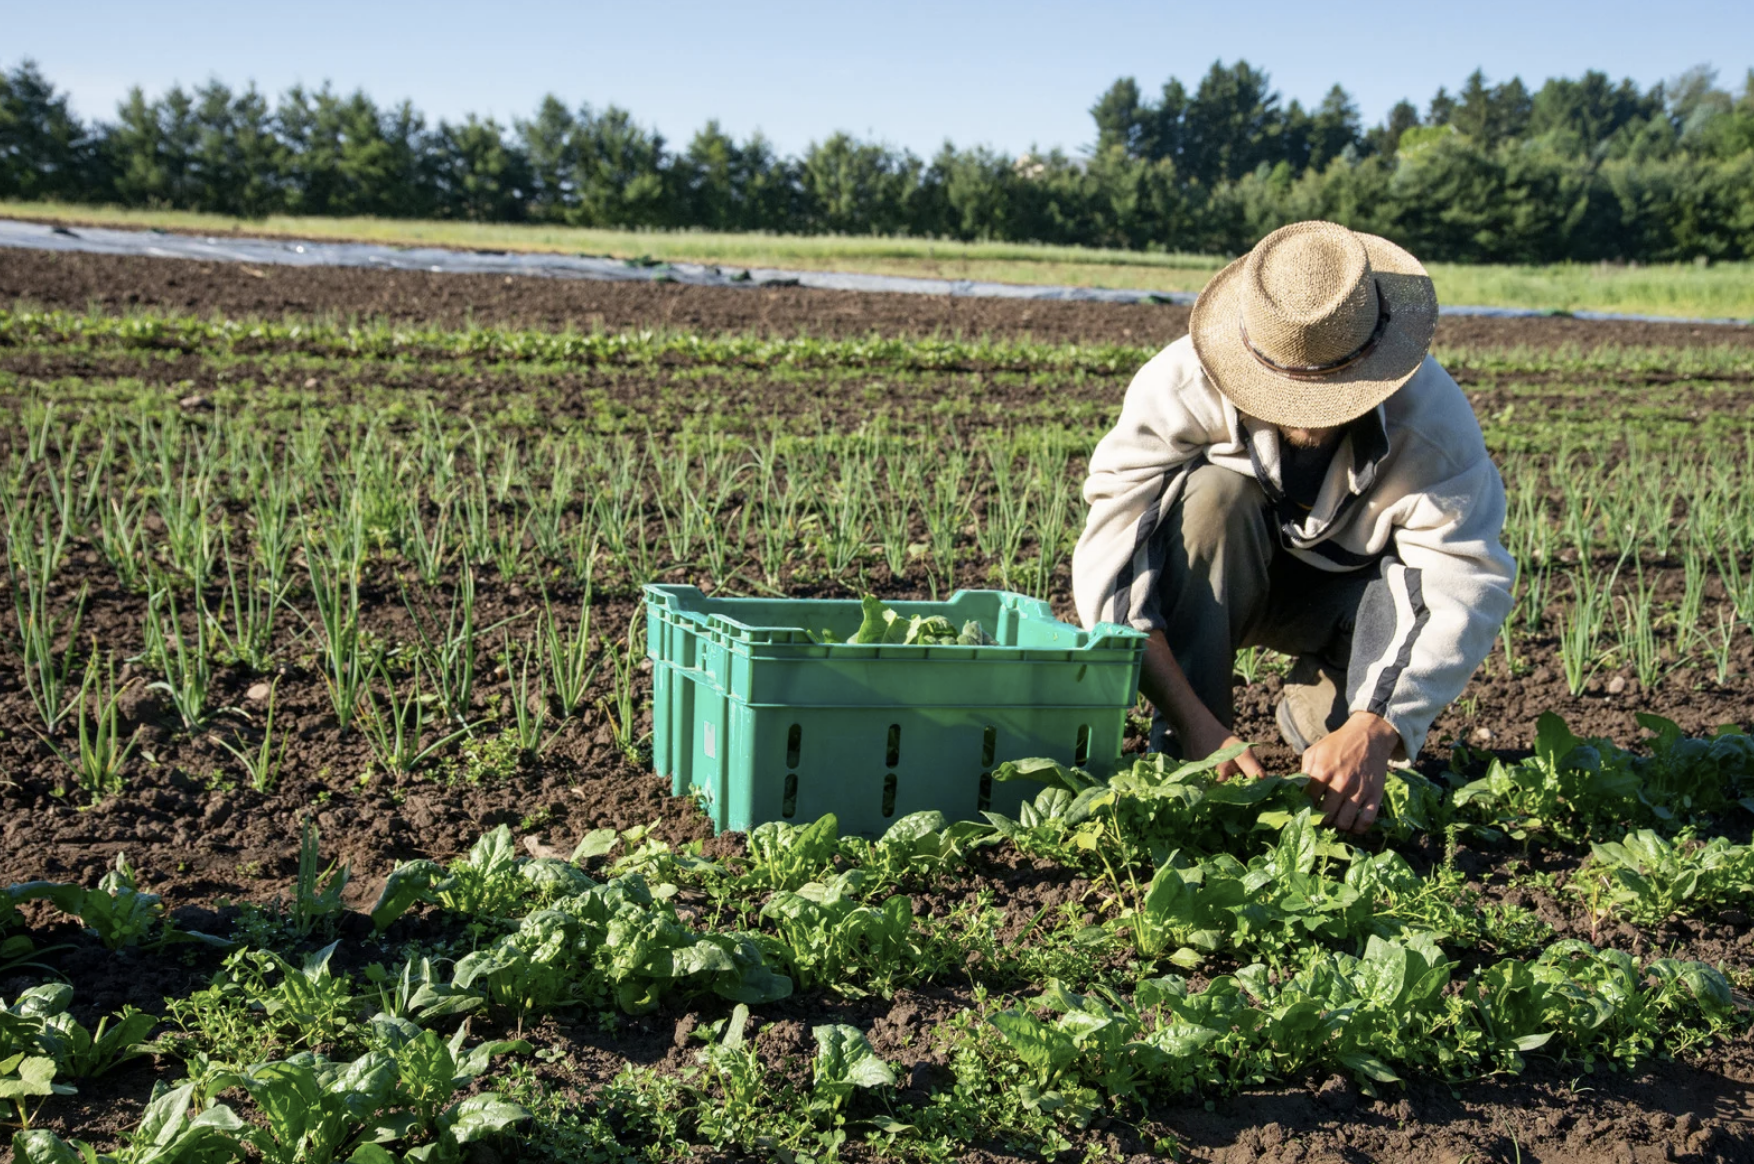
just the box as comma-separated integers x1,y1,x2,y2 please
1,218,1747,326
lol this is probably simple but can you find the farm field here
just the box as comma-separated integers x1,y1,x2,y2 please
8,202,1754,322
2,248,1754,1163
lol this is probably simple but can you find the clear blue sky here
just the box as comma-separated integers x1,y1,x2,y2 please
11,0,1752,157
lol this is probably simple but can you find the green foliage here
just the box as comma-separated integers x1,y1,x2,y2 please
745,814,842,892
449,873,791,1017
681,1005,897,1161
10,1029,527,1163
12,1080,247,1161
3,967,166,1133
1583,829,1754,926
810,1022,896,1114
292,818,350,939
214,678,283,794
990,750,1308,867
983,933,1743,1122
39,650,138,802
4,853,226,952
163,943,360,1065
10,58,1754,259
222,1041,524,1164
1455,712,1754,842
813,596,992,646
759,872,920,995
835,811,984,890
368,826,543,932
1127,809,1373,966
8,340,1754,1159
0,1050,72,1130
1,985,157,1081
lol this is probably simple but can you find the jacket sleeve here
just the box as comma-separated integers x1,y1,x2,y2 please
1072,340,1223,631
1345,451,1516,760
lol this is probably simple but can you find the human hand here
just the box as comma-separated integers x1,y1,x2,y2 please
1301,711,1399,833
1175,706,1264,782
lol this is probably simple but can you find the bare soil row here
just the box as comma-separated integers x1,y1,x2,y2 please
8,247,1754,350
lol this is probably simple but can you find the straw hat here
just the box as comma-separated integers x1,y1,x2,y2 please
1189,221,1437,429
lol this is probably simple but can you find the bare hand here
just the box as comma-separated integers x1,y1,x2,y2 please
1176,706,1265,782
1136,630,1263,781
1301,711,1399,834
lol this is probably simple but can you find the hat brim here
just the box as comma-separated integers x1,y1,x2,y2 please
1189,232,1437,429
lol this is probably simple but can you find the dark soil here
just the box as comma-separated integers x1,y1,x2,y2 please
6,246,1754,350
2,247,1754,1163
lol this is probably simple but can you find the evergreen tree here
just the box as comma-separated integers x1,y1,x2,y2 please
107,86,175,206
1364,100,1421,157
1426,87,1457,127
1090,78,1150,157
1181,60,1283,186
276,84,341,215
571,105,668,228
1451,70,1532,146
188,81,284,215
1529,71,1659,153
433,115,525,222
1308,85,1362,170
676,120,744,229
0,60,90,200
800,133,921,234
1,58,1751,263
518,96,577,221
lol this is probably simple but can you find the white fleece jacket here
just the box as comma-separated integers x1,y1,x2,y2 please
1071,335,1515,759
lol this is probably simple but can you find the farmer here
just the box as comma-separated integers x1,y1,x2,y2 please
1072,220,1514,835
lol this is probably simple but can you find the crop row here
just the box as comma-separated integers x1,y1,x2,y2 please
4,399,1750,801
8,307,1754,381
0,309,1156,376
7,712,1753,1159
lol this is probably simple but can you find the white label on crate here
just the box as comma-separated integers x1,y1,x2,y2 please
703,721,717,760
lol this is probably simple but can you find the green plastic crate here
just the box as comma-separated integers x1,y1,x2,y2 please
644,584,1147,837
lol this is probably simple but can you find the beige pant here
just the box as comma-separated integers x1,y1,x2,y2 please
1149,464,1389,749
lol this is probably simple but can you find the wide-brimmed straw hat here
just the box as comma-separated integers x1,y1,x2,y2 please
1189,220,1437,429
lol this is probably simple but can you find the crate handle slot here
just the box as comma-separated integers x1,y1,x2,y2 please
978,771,993,812
881,772,897,818
1074,724,1091,767
886,723,901,768
786,723,802,769
782,772,798,819
981,725,996,768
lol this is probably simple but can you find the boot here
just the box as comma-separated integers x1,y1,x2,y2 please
1275,656,1349,755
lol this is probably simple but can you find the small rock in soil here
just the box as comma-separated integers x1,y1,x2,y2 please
1472,726,1494,743
304,377,318,388
178,393,209,409
246,682,272,702
1608,675,1628,695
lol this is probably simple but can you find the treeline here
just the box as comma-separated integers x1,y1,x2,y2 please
3,58,1753,262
